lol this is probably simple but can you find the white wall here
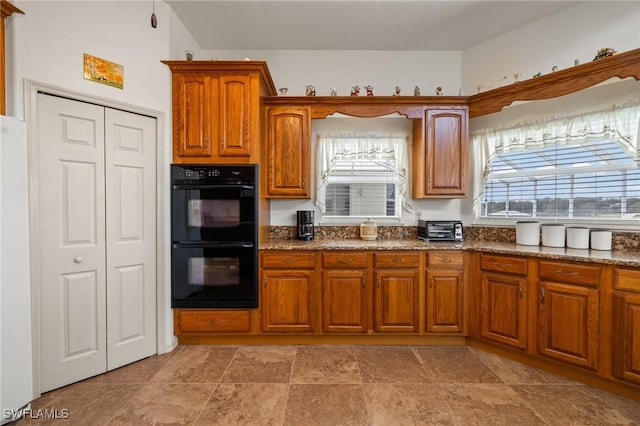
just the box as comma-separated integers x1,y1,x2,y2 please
461,1,640,95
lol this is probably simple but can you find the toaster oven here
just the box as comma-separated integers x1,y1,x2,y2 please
417,220,463,242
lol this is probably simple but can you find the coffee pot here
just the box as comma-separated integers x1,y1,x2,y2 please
296,210,314,241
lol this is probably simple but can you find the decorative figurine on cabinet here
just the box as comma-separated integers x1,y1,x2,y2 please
330,87,337,96
365,85,374,96
305,85,316,96
393,86,401,96
414,86,421,96
593,47,617,61
350,86,360,96
435,86,443,96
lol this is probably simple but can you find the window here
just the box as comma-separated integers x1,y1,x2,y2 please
316,134,409,221
474,102,640,223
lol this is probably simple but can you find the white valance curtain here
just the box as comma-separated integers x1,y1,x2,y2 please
315,133,410,213
471,101,640,203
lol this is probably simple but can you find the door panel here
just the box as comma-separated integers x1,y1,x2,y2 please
105,108,156,370
38,94,107,392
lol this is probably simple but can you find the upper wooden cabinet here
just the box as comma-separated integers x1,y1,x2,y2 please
265,106,311,198
412,107,469,198
162,61,276,164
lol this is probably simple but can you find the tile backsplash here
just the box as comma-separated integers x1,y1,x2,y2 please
268,225,640,250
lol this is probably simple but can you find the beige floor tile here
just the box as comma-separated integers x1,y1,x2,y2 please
195,383,288,425
583,387,640,423
88,352,175,384
512,384,638,425
469,347,575,384
107,383,215,425
355,346,431,383
363,383,455,425
413,346,502,383
151,345,237,383
291,346,360,384
283,384,367,426
221,346,296,383
439,383,547,425
16,382,143,425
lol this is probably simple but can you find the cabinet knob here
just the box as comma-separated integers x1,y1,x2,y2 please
74,256,83,263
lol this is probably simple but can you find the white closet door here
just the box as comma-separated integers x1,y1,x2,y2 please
37,94,157,392
104,108,156,370
38,94,107,392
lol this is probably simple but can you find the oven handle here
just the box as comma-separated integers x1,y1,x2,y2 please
173,242,255,249
172,184,254,190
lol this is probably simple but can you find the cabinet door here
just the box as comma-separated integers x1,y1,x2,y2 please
413,108,468,198
172,73,213,159
261,270,315,333
218,74,252,157
538,282,599,369
322,270,368,333
426,269,464,333
480,272,528,349
266,106,311,198
374,270,419,333
613,292,640,385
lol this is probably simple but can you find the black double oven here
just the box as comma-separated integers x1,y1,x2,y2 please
171,164,258,308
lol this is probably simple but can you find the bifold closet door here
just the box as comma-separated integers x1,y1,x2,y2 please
37,93,156,393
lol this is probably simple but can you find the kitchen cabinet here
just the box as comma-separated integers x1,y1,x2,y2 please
412,107,468,198
425,251,465,334
612,267,640,385
321,252,369,333
479,254,529,349
373,252,420,333
265,106,311,198
260,251,317,333
174,309,253,334
537,260,600,370
162,61,276,164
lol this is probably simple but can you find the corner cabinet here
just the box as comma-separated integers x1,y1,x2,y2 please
265,106,311,198
412,107,468,198
162,61,276,164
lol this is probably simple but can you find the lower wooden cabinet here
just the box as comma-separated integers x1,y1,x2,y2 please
612,267,640,385
426,252,465,334
174,309,252,334
321,252,369,333
479,254,528,349
260,252,316,333
374,252,420,333
537,261,600,370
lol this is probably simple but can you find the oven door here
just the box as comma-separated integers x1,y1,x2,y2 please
171,243,257,308
172,183,256,243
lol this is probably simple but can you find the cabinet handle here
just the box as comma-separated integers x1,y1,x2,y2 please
263,276,267,287
439,257,452,263
429,276,434,289
540,288,546,304
362,277,366,289
282,258,296,263
340,258,353,264
493,262,512,268
519,286,524,299
302,179,306,188
555,269,579,276
377,276,381,288
393,258,406,263
220,137,224,148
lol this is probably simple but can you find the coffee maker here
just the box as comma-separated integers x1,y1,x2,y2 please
296,210,314,241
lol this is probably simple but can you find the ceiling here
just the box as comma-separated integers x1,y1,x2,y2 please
166,1,583,51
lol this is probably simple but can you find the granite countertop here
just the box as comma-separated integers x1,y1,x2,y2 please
259,239,640,267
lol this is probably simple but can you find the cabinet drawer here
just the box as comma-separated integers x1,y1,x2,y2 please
480,254,528,275
614,267,640,292
261,252,315,269
175,309,252,333
538,260,600,287
322,252,368,269
427,252,464,268
374,252,420,268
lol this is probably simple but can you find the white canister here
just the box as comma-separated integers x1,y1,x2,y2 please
541,224,566,247
590,229,612,251
516,221,540,245
360,218,378,241
566,227,590,249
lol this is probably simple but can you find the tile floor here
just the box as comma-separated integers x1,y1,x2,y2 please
15,345,640,425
